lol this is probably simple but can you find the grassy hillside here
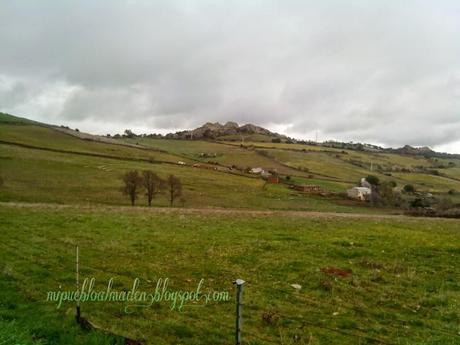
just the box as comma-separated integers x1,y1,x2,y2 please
0,124,187,164
121,137,311,178
0,112,38,124
222,141,460,193
0,143,377,212
1,205,459,345
1,113,459,211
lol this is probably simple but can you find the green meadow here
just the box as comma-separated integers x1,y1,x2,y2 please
1,206,459,344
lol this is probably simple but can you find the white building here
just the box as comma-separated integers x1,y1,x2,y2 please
250,167,265,174
347,187,371,201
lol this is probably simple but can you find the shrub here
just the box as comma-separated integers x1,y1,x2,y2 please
365,175,380,186
403,184,415,193
410,198,431,208
377,181,399,206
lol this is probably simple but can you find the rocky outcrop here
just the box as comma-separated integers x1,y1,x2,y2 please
170,121,285,140
395,145,435,155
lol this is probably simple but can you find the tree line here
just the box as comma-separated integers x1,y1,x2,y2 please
121,170,183,207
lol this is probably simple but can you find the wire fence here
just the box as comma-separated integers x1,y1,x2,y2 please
1,237,459,344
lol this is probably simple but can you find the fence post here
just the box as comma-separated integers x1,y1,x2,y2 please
234,279,245,345
76,245,81,323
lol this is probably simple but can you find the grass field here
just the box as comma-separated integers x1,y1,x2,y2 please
1,205,459,345
1,143,382,213
0,124,186,164
122,137,309,177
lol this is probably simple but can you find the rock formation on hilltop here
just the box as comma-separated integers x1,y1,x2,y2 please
395,145,435,155
169,121,286,140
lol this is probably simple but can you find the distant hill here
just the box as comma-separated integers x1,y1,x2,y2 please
167,121,288,142
163,121,459,159
1,112,459,158
388,145,460,159
0,112,40,125
394,145,435,155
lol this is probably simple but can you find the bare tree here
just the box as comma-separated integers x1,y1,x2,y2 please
142,170,164,206
121,170,143,206
166,174,182,207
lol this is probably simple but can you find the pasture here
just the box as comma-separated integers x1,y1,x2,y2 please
1,205,459,344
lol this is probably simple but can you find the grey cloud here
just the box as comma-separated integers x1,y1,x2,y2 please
0,0,460,151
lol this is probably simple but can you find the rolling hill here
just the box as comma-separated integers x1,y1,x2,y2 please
1,112,459,211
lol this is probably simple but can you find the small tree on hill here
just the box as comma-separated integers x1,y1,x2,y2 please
123,129,136,138
142,170,165,206
121,170,143,206
166,174,182,207
403,184,415,193
365,175,380,186
378,181,398,206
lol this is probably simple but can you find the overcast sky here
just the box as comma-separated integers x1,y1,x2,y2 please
1,1,459,152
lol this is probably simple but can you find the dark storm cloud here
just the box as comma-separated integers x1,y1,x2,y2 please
1,0,459,151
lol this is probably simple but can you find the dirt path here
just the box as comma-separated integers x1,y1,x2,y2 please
2,201,456,222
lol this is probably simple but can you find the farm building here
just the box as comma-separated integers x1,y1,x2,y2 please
347,187,371,201
250,167,265,174
267,175,279,184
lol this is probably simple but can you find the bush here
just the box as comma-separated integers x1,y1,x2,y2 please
403,184,415,193
410,198,431,208
448,189,456,195
271,138,281,143
377,181,400,207
365,175,380,186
